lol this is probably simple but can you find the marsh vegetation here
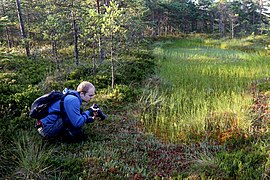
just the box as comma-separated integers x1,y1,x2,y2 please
1,36,270,179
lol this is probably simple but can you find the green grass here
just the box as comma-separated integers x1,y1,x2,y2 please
140,38,270,143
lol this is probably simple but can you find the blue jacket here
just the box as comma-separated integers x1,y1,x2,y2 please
40,89,93,128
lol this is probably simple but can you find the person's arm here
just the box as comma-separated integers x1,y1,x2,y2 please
64,95,92,127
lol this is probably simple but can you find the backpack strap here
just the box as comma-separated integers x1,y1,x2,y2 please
60,92,78,127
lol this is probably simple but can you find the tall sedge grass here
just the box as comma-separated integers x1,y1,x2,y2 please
10,131,56,179
140,39,270,143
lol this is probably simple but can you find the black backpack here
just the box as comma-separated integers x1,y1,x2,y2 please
29,91,68,119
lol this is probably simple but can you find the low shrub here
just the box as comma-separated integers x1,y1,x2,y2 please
0,54,56,143
98,84,138,102
215,146,267,179
115,55,156,85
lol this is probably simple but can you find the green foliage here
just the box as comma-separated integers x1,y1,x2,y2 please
1,56,54,85
256,79,270,92
206,35,270,54
116,54,156,85
0,53,56,143
64,79,81,90
215,145,267,179
65,50,156,91
0,143,14,177
48,155,84,178
162,38,206,48
0,16,9,28
93,74,112,89
68,66,92,80
101,1,126,35
66,65,111,89
99,84,137,102
186,137,269,179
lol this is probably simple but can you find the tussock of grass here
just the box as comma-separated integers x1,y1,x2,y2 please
10,131,56,179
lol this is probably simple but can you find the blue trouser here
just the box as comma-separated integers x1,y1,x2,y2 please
38,116,64,137
37,116,83,140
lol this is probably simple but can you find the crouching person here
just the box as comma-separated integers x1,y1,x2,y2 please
35,81,107,142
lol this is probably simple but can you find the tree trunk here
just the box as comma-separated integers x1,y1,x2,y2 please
157,14,161,36
104,0,110,6
151,13,156,36
92,45,96,75
211,12,215,34
96,0,104,64
52,39,57,59
110,33,115,89
15,0,30,57
52,33,60,69
231,20,234,38
218,3,226,37
71,10,79,66
2,2,12,48
5,27,12,48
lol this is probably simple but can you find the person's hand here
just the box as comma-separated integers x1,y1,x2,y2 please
88,104,108,120
93,111,98,118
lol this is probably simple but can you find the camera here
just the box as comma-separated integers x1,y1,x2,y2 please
89,104,108,120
